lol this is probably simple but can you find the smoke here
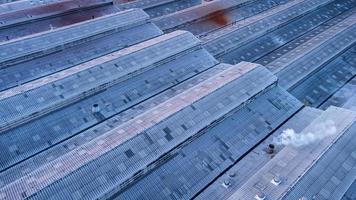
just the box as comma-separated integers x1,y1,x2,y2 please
273,120,337,147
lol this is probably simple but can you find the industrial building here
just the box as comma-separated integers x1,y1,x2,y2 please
0,0,355,200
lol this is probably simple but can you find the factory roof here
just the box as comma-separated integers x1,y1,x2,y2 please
196,107,323,200
226,106,356,200
0,62,275,200
0,9,149,66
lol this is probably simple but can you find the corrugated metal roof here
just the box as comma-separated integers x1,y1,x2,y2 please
0,0,113,28
0,62,273,200
282,123,356,200
0,0,65,13
0,9,149,66
196,107,322,200
0,22,162,91
209,0,356,65
272,14,356,89
289,45,356,108
0,1,121,42
225,106,356,200
203,0,331,57
0,31,218,172
0,1,355,200
320,77,356,111
114,79,301,200
116,0,202,18
0,31,198,133
0,61,224,189
341,180,356,200
152,0,255,32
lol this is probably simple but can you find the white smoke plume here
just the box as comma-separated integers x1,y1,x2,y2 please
273,120,337,147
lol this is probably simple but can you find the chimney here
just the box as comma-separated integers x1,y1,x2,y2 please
266,144,275,154
92,104,100,113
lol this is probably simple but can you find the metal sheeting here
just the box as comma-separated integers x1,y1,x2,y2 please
212,0,356,65
196,107,322,200
0,47,217,174
201,0,356,110
116,0,202,18
153,0,300,36
0,31,199,133
0,0,113,28
0,63,272,200
0,23,162,92
320,77,356,112
115,85,301,200
0,3,121,42
152,0,256,33
0,9,148,67
0,32,211,173
0,61,223,192
203,0,334,57
0,0,64,13
143,0,202,18
0,0,354,199
341,180,356,200
175,0,289,37
270,14,356,89
254,6,356,66
343,94,356,112
0,0,201,42
226,106,356,200
282,123,356,200
290,45,356,108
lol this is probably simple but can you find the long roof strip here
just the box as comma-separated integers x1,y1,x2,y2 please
0,9,147,66
226,106,355,200
0,62,261,200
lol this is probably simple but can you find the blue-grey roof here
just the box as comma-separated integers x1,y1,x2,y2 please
0,58,220,190
282,121,356,200
0,0,202,43
152,0,256,33
0,0,355,200
114,77,301,200
0,0,113,29
0,0,63,13
0,1,120,42
253,4,356,66
196,107,323,200
203,0,333,58
0,9,149,67
116,0,202,18
0,13,162,92
224,106,356,200
289,44,356,108
320,77,356,112
0,62,275,200
201,0,356,111
0,31,198,132
270,15,356,90
341,180,356,200
211,0,355,65
0,30,218,171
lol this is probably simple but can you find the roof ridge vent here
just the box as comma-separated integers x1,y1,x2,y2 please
255,192,266,200
271,175,282,186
